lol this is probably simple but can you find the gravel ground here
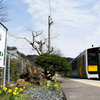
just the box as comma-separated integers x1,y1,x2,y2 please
24,87,66,100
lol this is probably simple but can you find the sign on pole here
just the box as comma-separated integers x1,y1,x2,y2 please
0,28,6,67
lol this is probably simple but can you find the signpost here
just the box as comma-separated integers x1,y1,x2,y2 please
0,22,8,87
0,28,6,67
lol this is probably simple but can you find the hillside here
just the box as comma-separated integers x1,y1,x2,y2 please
64,57,73,63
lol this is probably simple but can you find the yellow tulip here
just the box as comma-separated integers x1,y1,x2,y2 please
52,76,55,80
19,88,23,92
15,87,18,90
3,87,7,91
8,89,12,93
0,85,3,88
47,84,49,87
55,80,57,82
17,92,19,95
0,91,1,93
23,86,25,89
13,91,16,95
54,84,58,87
14,90,17,93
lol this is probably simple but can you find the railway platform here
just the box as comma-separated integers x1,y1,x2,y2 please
57,77,100,100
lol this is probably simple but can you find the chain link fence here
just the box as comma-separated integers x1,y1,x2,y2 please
0,51,31,85
0,67,3,84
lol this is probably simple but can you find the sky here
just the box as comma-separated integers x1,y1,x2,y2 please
2,0,100,58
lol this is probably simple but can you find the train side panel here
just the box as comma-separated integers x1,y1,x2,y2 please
78,57,82,78
69,50,88,78
80,52,87,78
72,60,79,77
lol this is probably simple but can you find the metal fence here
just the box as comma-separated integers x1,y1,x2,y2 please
0,51,31,85
0,67,3,85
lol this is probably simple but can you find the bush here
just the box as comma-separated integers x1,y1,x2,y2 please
34,53,70,79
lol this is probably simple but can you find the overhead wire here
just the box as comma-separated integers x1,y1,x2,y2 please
8,33,32,50
17,48,32,49
8,33,25,39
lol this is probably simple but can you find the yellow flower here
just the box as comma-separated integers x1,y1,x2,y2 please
14,90,17,92
17,92,19,95
0,91,1,93
3,87,7,91
13,91,16,95
47,84,49,87
19,88,23,92
8,89,12,93
52,76,55,80
55,80,57,82
15,87,18,90
54,84,58,87
0,85,3,88
23,86,25,89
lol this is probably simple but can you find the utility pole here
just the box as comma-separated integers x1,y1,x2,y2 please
48,15,53,53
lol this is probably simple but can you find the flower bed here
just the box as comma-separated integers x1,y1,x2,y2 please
23,76,66,100
0,85,27,100
0,76,66,100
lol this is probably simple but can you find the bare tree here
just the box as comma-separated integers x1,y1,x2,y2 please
25,31,55,55
9,30,59,55
0,0,9,22
30,31,45,55
9,31,48,55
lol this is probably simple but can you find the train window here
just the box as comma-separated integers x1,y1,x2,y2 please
72,61,77,70
81,55,85,72
88,52,97,65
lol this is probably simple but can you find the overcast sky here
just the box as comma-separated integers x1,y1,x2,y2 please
3,0,100,58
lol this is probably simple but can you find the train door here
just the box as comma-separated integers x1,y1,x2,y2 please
78,57,82,78
88,49,98,78
70,64,72,77
98,50,100,79
81,55,86,78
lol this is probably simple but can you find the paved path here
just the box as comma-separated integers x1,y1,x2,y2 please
57,77,100,100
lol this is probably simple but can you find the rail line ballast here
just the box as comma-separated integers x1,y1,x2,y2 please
68,47,100,79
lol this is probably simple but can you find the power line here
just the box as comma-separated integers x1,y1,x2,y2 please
17,48,32,49
8,33,25,39
8,33,32,44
